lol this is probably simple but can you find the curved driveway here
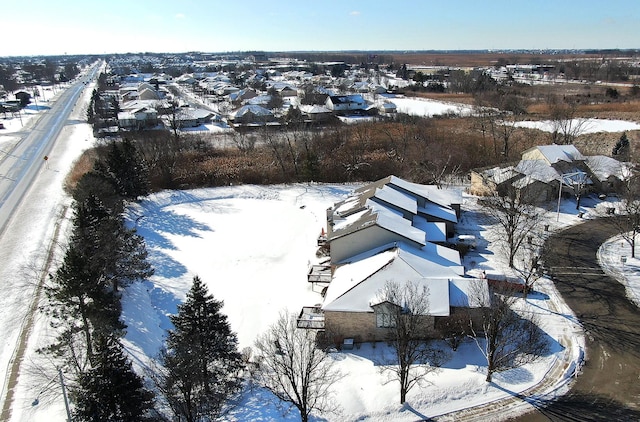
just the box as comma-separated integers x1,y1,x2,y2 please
520,217,640,420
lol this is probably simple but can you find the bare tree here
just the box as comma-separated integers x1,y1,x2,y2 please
377,281,447,404
479,184,546,268
253,311,341,422
471,284,549,382
560,171,592,210
230,131,257,153
547,95,590,144
513,241,543,300
606,170,640,258
474,94,522,162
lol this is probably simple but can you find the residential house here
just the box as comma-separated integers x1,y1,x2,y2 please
470,165,521,196
321,241,485,343
378,102,397,114
269,82,298,97
329,175,461,244
298,176,487,344
117,106,158,130
230,104,276,126
325,94,368,114
469,144,623,200
299,105,333,122
584,155,631,194
171,107,215,128
229,88,258,105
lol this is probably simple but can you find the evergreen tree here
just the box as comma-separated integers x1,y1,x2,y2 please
158,276,243,422
98,138,150,200
42,197,126,368
73,334,155,422
73,194,154,293
41,195,153,370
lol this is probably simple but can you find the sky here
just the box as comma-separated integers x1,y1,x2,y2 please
2,0,639,56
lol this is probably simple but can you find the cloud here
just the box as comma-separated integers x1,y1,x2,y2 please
349,11,361,16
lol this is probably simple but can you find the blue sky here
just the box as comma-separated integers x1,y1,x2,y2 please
2,0,638,56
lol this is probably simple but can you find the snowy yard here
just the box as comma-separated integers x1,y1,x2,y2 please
116,184,594,421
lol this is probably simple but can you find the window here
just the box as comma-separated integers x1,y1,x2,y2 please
374,302,397,328
376,312,395,328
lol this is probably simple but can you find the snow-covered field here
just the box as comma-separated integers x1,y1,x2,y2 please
515,118,640,134
4,90,640,421
114,184,595,421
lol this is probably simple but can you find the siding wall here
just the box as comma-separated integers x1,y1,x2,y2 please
330,226,421,264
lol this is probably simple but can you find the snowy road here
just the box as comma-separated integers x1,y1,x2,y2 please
0,79,87,235
0,64,100,421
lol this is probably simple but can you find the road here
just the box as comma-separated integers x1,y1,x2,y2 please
519,218,640,420
0,70,97,236
0,64,100,421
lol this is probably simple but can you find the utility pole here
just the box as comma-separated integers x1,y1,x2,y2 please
59,368,72,422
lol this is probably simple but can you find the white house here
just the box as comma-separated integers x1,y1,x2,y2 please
325,94,367,114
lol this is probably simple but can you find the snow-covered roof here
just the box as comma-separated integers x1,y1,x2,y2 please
343,176,461,221
329,203,426,247
585,155,631,181
299,104,331,114
412,217,447,243
176,108,214,120
374,204,427,245
417,202,458,224
386,175,462,208
515,160,561,183
232,104,273,118
138,87,161,100
373,185,417,214
481,166,521,185
526,144,585,164
120,99,162,111
449,278,489,308
322,242,466,315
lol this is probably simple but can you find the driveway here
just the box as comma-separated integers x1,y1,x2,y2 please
519,217,640,420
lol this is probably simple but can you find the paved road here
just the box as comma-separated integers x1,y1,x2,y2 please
519,217,640,420
0,69,97,236
0,64,100,420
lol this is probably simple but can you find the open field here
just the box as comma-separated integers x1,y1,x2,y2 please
388,51,625,67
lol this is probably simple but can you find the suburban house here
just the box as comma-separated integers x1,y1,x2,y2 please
170,107,216,128
299,105,333,122
117,106,158,130
378,101,397,114
298,175,487,345
268,82,299,97
469,144,628,199
584,155,631,193
325,94,369,114
320,241,485,343
229,88,258,105
229,104,276,126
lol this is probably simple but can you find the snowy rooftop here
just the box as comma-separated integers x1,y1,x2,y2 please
516,160,561,183
527,144,586,164
585,155,632,181
322,242,467,315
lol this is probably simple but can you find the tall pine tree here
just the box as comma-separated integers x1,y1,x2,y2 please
158,276,243,422
41,194,153,371
97,138,150,200
73,334,155,422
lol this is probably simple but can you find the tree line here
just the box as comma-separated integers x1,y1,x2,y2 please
42,137,351,421
39,138,247,421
